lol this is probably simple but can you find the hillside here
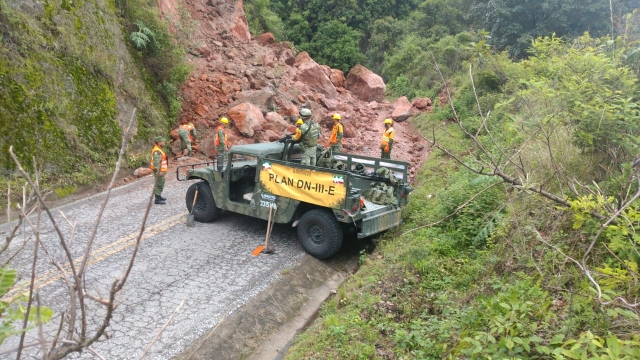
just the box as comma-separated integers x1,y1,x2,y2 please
0,0,188,191
165,0,427,178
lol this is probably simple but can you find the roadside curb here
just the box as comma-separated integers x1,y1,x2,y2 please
175,254,357,360
254,272,346,360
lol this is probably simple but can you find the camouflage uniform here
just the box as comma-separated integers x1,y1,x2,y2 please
151,138,168,204
329,122,343,154
216,126,227,171
153,151,166,196
178,123,197,156
380,126,395,159
295,120,320,166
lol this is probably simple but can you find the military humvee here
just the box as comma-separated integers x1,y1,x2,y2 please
177,141,412,259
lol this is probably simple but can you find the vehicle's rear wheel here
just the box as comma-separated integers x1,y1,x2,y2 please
297,209,343,259
186,182,221,223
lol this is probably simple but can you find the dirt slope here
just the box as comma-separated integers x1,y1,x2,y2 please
161,0,428,181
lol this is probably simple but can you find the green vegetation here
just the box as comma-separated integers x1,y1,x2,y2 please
0,268,52,345
0,0,189,208
244,0,638,75
286,6,640,359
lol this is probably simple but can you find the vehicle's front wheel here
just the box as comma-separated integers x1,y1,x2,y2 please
297,209,343,259
186,182,221,223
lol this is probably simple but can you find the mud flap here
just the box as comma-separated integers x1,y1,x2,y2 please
357,208,402,239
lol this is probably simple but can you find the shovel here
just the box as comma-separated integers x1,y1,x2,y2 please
251,205,277,256
186,186,198,227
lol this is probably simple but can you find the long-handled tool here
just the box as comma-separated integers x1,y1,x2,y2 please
263,205,277,254
251,205,277,256
186,186,199,227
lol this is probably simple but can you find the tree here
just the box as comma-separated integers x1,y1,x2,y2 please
473,0,638,58
303,20,366,72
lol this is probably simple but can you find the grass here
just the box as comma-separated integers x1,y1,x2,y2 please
285,117,640,359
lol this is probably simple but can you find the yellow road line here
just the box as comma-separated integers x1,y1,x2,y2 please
4,211,188,300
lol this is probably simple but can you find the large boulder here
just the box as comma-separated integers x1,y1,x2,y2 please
276,43,295,66
231,0,251,42
345,64,386,103
330,69,345,88
281,102,299,119
319,97,339,111
134,167,153,177
263,112,290,132
412,97,433,110
391,96,413,122
254,32,275,46
234,89,275,111
343,122,357,138
294,52,337,99
228,103,265,137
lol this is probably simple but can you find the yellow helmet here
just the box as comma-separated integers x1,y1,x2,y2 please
296,119,304,125
333,113,341,120
384,118,393,124
220,117,229,124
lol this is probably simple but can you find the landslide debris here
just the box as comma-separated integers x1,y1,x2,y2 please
162,0,432,180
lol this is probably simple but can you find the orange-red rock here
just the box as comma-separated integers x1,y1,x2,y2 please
231,0,251,42
391,96,413,122
228,102,265,137
330,69,345,88
264,112,290,132
134,167,153,177
254,32,275,46
411,97,432,110
346,64,386,102
294,55,337,99
194,104,208,116
170,129,179,140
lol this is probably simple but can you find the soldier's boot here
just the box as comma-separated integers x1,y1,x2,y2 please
159,195,167,201
155,195,166,204
188,150,193,157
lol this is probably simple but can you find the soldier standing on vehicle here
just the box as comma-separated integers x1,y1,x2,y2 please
216,117,229,171
329,113,344,154
178,118,197,157
292,108,320,166
150,136,168,205
380,118,395,159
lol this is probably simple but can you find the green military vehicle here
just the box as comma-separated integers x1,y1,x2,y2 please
177,141,412,259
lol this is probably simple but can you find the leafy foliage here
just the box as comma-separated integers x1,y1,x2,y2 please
0,267,53,345
300,20,365,73
0,0,188,188
473,0,638,58
129,22,155,49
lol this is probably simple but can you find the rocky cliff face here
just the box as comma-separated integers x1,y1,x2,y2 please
165,0,430,179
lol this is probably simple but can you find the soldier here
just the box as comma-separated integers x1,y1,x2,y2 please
329,113,344,154
177,118,197,157
292,108,320,166
380,118,395,159
150,136,168,205
216,117,229,171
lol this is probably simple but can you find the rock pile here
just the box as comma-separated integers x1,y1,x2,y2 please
161,0,430,179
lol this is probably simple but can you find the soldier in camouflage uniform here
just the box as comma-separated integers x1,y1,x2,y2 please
177,118,197,157
329,113,344,154
380,118,395,159
292,108,320,166
216,117,229,171
150,136,168,204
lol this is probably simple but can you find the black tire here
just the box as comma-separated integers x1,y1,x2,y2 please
297,209,343,259
186,182,221,223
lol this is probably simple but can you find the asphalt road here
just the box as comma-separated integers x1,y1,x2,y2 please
0,174,305,359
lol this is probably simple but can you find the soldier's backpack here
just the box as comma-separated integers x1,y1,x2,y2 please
362,182,397,206
317,147,345,170
375,167,398,185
